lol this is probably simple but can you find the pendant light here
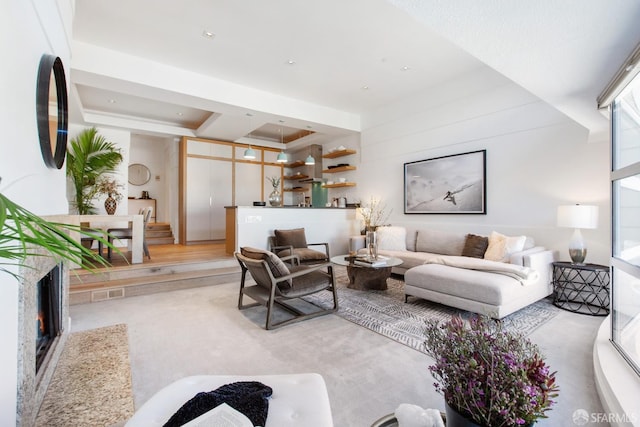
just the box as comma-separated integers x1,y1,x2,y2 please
304,144,315,165
243,147,256,160
276,126,287,163
243,113,256,159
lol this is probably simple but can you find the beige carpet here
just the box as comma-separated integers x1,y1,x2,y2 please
35,324,134,427
303,266,560,353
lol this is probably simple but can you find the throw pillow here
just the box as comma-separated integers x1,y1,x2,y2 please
274,228,308,248
416,229,467,256
240,247,291,288
484,231,527,262
376,226,407,251
461,234,489,258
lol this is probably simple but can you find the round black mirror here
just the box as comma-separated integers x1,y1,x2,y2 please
36,54,68,169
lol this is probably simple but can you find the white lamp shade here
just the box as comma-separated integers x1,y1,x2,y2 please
305,155,315,165
557,205,599,229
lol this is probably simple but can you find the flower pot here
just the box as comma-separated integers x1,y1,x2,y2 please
445,402,534,427
104,194,117,215
445,402,484,427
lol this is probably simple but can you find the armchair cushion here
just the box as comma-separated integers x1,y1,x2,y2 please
275,228,308,248
240,247,292,289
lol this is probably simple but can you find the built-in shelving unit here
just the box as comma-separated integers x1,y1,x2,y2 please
322,149,357,188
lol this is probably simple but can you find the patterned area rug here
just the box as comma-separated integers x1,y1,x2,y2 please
304,266,560,354
36,324,134,427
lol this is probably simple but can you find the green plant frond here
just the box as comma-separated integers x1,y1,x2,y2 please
0,192,123,275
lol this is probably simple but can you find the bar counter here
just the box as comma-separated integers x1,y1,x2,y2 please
225,206,359,255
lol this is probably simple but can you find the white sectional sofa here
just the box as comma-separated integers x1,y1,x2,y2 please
352,226,557,319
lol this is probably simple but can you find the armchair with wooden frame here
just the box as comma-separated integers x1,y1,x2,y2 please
268,228,330,265
235,247,338,330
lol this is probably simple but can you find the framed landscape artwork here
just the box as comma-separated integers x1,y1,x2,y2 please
404,150,486,214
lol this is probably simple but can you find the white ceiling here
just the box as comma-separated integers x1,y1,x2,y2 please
71,0,640,146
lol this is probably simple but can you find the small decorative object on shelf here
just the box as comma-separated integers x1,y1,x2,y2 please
424,315,558,427
266,176,282,207
552,261,610,315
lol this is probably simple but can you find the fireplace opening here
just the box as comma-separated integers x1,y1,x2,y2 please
36,263,62,373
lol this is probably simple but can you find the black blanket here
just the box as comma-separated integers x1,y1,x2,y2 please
163,381,273,427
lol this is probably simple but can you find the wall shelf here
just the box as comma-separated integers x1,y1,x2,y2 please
284,188,307,192
284,174,309,180
323,165,356,173
322,182,356,188
285,160,306,168
322,149,356,159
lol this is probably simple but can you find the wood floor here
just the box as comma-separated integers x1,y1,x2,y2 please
70,242,240,305
83,241,232,270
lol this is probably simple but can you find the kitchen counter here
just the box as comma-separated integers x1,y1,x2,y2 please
225,206,359,255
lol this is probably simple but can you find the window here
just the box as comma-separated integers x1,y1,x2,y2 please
611,71,640,376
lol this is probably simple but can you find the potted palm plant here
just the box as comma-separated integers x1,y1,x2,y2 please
0,181,114,278
66,127,123,215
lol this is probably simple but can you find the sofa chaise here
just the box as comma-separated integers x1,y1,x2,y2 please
352,226,557,319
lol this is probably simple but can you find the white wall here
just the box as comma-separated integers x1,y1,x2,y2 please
356,66,610,265
128,134,173,222
0,0,74,424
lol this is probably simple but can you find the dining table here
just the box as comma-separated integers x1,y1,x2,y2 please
76,214,144,264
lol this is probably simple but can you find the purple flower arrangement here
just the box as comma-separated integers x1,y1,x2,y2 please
424,315,559,427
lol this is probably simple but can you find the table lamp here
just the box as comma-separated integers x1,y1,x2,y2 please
557,204,599,264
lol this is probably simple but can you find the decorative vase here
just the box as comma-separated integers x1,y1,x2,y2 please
445,402,483,427
104,194,117,215
366,230,377,259
268,188,282,207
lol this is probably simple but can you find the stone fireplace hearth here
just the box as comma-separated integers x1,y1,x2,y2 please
16,246,70,427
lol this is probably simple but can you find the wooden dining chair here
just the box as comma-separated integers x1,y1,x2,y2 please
107,207,152,260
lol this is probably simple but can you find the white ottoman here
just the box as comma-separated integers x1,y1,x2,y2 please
125,373,333,427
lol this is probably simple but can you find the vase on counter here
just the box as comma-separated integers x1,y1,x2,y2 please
104,193,117,215
269,188,282,207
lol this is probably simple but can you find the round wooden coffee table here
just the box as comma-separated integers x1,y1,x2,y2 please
330,255,403,290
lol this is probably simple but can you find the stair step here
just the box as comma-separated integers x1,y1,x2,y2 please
146,230,173,238
69,260,241,305
147,236,175,245
147,223,171,231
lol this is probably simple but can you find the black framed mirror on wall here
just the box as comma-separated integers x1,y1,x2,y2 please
36,54,68,169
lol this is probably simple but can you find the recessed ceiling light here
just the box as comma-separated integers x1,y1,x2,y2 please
286,60,296,65
245,113,254,117
361,85,369,90
108,99,116,103
202,30,215,39
401,66,410,71
177,112,184,116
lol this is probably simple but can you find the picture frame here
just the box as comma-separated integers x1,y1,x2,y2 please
404,150,486,214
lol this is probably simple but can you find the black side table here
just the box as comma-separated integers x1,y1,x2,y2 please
552,262,610,316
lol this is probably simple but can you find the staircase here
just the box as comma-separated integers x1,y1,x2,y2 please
146,222,174,245
69,257,241,305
